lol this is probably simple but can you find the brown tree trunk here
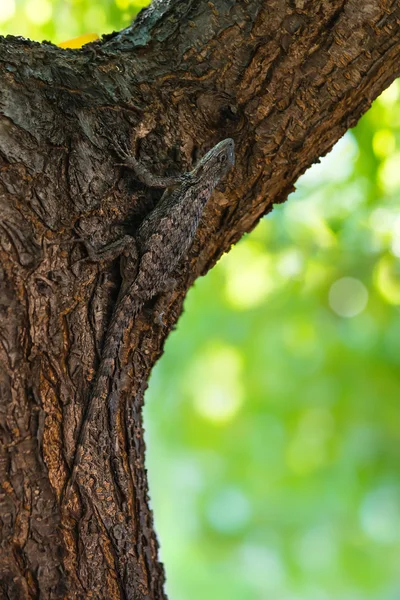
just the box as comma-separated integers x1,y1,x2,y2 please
0,1,399,598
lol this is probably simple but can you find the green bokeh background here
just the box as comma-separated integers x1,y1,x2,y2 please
3,3,400,599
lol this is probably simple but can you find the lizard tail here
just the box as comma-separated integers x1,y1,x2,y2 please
63,292,140,502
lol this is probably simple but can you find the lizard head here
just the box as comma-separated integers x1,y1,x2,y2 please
192,138,235,188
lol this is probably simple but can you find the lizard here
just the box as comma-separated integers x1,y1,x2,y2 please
64,137,235,499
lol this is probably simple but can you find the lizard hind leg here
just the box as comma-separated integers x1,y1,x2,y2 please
82,234,137,264
79,234,139,297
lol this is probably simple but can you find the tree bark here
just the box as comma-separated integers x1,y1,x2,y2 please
0,0,399,598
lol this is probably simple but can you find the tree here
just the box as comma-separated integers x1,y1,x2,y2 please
1,1,399,598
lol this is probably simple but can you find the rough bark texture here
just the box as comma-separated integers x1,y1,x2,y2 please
0,0,399,598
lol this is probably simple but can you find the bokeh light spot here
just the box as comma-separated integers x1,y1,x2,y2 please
206,487,251,533
277,248,304,277
188,345,243,423
0,0,15,23
378,152,400,194
372,129,396,158
374,255,400,304
238,544,285,590
360,486,400,544
25,0,52,25
223,242,273,309
329,277,368,317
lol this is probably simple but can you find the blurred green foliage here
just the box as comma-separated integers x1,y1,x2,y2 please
3,4,400,599
146,84,400,600
0,0,146,44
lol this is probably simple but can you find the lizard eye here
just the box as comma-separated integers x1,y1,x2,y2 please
219,154,227,163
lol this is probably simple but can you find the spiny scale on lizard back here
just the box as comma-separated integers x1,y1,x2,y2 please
133,138,235,296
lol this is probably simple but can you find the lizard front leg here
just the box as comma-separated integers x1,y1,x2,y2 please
113,139,188,189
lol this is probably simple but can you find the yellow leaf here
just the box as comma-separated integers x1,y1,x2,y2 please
58,33,99,49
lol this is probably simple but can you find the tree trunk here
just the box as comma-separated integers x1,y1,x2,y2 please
0,1,399,598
